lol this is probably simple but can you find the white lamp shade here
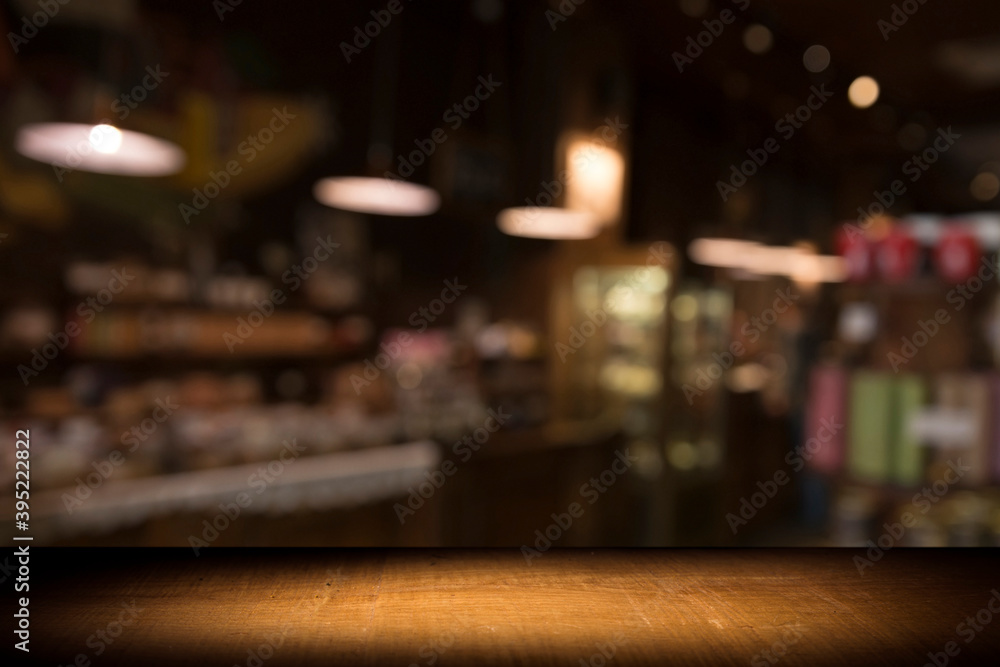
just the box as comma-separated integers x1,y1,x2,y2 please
16,122,185,176
688,237,846,282
313,176,440,216
497,207,601,240
688,238,762,268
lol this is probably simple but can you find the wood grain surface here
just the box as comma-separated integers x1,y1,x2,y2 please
20,549,1000,666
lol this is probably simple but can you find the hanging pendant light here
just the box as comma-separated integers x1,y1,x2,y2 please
497,207,601,240
497,127,626,240
10,14,186,177
16,122,185,177
313,176,439,217
313,14,439,217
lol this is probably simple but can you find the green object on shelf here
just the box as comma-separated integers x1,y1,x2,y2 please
849,372,893,483
892,375,926,486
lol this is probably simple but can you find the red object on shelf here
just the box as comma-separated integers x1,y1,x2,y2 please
875,227,919,283
933,225,981,283
835,227,873,282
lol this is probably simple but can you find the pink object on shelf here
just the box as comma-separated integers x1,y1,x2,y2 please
805,364,847,475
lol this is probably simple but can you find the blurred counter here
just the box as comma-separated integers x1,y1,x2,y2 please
21,440,440,543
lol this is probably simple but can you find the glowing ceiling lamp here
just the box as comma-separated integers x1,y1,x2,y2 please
313,13,440,217
785,253,848,283
313,177,440,217
688,238,846,283
740,244,811,274
563,133,626,226
11,12,186,179
497,207,601,240
16,122,185,177
848,76,880,109
498,128,625,240
687,238,762,268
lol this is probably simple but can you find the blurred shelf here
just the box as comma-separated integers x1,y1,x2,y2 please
59,302,365,316
0,347,366,364
833,478,1000,499
62,348,365,361
12,441,440,541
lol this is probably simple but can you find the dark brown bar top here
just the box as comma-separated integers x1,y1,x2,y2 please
16,548,1000,666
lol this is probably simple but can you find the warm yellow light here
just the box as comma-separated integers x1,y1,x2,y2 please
728,363,768,392
678,0,709,18
599,361,661,397
564,135,626,226
743,25,773,54
848,76,880,109
667,441,698,470
971,172,1000,201
671,294,698,322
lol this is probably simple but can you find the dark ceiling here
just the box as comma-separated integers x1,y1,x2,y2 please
107,0,1000,161
3,0,1000,271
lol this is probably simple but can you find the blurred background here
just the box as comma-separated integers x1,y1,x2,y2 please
3,0,1000,547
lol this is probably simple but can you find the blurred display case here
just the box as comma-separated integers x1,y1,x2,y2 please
666,285,732,475
547,241,679,543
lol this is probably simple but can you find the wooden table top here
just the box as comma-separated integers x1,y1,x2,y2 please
22,548,1000,666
